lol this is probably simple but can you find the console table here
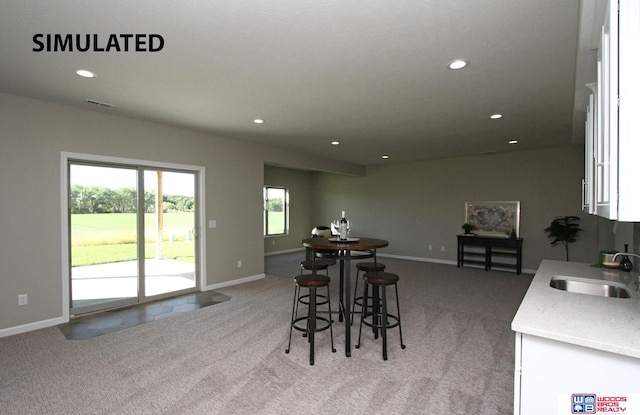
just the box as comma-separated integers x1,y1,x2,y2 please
457,235,523,274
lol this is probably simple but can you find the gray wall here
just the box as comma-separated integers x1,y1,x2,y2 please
0,91,628,336
0,92,358,334
309,147,616,271
264,146,621,271
263,166,315,253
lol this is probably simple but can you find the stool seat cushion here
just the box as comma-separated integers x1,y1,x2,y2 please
356,262,386,272
363,271,399,285
295,274,331,287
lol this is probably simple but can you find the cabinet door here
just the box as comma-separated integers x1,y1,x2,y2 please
584,0,640,221
595,2,618,220
517,334,640,415
617,0,640,221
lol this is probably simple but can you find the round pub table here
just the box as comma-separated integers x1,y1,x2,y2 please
302,237,388,357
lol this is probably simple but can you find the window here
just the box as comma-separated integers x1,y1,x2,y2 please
263,186,288,236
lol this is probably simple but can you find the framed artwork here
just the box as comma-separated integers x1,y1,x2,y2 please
465,201,520,238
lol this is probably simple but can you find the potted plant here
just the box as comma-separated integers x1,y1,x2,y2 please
544,216,583,261
461,223,474,235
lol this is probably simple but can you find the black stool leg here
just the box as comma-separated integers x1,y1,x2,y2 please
395,283,406,350
372,284,381,339
351,269,360,325
326,284,336,353
285,284,299,354
309,286,317,365
381,284,388,360
356,281,369,349
338,261,345,322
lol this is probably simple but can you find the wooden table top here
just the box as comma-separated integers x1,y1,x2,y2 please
302,237,388,251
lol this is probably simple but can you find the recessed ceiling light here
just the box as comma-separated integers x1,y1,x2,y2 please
490,114,503,119
331,141,340,145
253,119,264,124
447,59,468,70
76,69,96,78
508,139,519,144
382,155,390,159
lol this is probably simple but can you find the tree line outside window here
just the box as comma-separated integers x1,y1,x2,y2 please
69,184,194,214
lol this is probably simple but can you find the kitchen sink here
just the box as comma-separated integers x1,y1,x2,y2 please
549,276,632,299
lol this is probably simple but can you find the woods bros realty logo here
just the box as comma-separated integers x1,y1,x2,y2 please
33,33,164,52
571,394,631,413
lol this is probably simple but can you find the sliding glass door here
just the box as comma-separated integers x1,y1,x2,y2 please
143,170,196,297
68,161,198,315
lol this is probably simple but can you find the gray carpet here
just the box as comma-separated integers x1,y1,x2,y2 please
0,253,532,414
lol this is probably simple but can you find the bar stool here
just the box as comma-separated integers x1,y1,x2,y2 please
285,274,336,365
356,271,406,360
299,259,333,320
351,261,386,324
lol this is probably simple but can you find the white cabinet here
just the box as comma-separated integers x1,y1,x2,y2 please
582,0,640,221
514,333,640,415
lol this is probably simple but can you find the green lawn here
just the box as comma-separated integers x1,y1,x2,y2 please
72,241,195,267
266,211,285,235
71,212,195,267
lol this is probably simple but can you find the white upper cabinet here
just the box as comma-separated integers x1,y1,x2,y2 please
582,0,640,221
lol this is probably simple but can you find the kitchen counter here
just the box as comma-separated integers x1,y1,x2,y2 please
511,259,640,359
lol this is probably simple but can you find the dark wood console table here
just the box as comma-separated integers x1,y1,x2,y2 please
457,235,523,274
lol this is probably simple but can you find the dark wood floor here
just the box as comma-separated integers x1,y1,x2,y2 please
58,291,230,340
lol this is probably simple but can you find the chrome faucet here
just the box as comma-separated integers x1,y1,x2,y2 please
612,252,640,262
612,253,640,291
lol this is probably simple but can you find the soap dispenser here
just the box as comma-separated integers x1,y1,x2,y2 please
619,244,633,272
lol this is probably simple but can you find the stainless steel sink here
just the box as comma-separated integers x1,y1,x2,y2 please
549,276,632,298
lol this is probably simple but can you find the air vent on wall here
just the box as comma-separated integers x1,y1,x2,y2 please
85,99,113,108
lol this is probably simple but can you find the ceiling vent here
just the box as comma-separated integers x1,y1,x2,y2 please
85,99,113,108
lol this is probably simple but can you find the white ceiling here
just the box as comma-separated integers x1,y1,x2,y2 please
0,0,586,166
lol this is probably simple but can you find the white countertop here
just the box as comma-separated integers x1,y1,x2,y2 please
511,259,640,359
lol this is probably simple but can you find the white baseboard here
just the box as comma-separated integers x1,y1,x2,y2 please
0,316,67,339
264,248,305,256
377,252,457,266
377,253,536,275
204,273,266,291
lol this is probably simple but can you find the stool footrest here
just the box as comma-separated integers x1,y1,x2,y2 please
297,293,329,307
292,316,332,334
360,313,401,330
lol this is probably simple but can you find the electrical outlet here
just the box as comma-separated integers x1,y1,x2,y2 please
441,246,445,252
237,260,242,268
18,294,28,306
208,220,216,228
428,245,432,251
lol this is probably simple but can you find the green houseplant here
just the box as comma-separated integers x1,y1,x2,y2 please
461,223,474,234
544,216,583,261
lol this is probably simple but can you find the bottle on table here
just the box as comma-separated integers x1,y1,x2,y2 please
339,211,348,240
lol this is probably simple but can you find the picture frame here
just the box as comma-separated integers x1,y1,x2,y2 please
465,201,520,238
